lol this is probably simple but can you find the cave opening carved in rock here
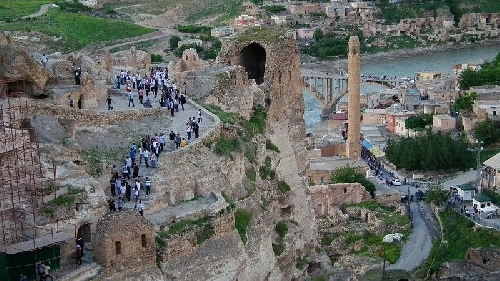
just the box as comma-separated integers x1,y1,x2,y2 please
240,42,266,85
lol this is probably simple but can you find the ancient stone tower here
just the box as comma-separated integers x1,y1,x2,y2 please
346,36,361,160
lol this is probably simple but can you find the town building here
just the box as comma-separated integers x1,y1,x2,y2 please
432,114,456,132
296,28,314,39
234,14,260,27
211,26,235,38
177,38,203,48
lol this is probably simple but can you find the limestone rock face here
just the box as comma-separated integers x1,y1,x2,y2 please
0,32,11,45
206,66,264,119
0,44,51,96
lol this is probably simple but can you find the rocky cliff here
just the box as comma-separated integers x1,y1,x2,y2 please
153,27,318,280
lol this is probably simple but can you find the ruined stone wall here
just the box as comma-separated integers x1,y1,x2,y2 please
466,247,500,270
308,183,372,216
93,211,156,277
216,28,316,279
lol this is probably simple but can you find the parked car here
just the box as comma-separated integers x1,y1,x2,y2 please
392,179,402,186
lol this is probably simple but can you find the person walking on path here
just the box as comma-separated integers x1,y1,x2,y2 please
69,95,74,108
107,95,113,110
75,244,83,265
41,54,48,67
128,91,135,107
74,67,81,85
145,177,152,196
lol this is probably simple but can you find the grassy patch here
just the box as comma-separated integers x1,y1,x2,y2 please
272,242,285,256
80,148,104,177
417,206,500,276
241,106,267,138
296,257,308,270
277,180,291,194
41,186,83,218
109,38,161,53
245,167,257,182
0,0,54,20
273,221,288,256
265,140,280,152
259,157,276,180
234,209,252,244
221,191,236,211
214,136,240,156
203,104,239,124
2,9,154,52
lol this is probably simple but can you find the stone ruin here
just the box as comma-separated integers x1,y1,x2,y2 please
439,247,500,279
308,183,373,216
93,211,156,277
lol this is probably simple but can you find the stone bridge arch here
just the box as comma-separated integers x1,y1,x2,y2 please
240,42,266,85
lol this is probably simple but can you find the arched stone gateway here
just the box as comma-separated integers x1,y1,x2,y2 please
240,42,266,85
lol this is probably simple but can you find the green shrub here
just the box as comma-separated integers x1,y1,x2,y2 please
265,140,280,152
259,157,276,180
245,167,257,182
203,104,239,124
173,43,204,58
296,257,308,270
275,221,288,240
320,232,340,246
244,144,256,162
277,180,291,194
221,192,236,211
214,136,240,156
243,106,267,137
151,53,163,62
177,25,211,35
234,209,253,244
169,35,182,50
264,5,286,14
272,242,285,255
196,224,214,245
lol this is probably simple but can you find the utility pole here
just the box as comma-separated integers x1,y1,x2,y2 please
476,140,483,194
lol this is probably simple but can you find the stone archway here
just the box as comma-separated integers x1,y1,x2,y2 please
77,223,92,242
240,42,266,85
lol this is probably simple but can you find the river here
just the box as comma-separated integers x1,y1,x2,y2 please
303,44,500,133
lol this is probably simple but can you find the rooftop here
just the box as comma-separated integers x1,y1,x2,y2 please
483,152,500,170
309,156,368,171
457,183,476,191
473,194,492,203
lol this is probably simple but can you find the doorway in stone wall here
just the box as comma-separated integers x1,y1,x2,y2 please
77,223,92,242
240,42,266,85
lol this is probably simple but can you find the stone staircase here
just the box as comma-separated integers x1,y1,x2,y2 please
55,262,101,281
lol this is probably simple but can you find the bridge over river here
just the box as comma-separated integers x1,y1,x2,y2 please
301,69,400,117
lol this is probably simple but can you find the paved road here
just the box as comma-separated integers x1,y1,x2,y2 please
22,3,57,19
388,202,432,271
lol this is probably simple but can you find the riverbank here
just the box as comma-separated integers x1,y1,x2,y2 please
302,38,500,72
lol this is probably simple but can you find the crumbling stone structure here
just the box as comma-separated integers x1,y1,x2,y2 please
93,211,156,277
309,183,372,216
439,247,500,279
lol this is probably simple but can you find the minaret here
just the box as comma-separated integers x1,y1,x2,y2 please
346,36,361,160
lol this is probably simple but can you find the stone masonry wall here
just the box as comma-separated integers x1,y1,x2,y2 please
309,183,372,216
93,211,156,277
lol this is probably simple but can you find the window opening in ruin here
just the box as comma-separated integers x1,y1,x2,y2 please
320,177,324,184
115,241,121,255
141,234,147,248
240,42,266,85
344,187,347,193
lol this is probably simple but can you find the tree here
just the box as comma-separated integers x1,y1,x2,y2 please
473,119,500,146
330,166,376,198
313,28,324,41
453,92,477,112
250,0,263,5
425,184,448,206
405,114,433,130
169,36,181,50
385,131,473,172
